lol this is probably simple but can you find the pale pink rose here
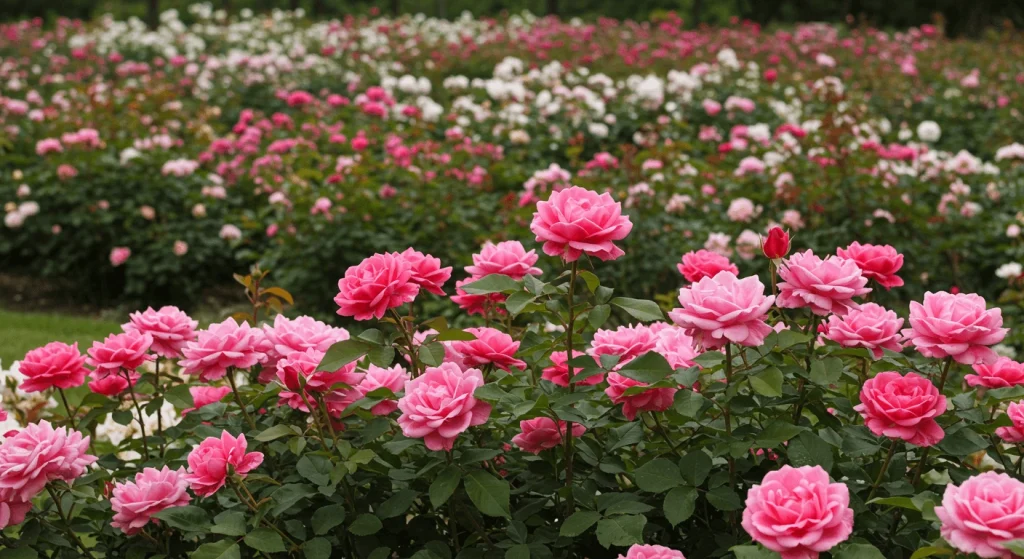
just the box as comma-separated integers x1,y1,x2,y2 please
995,401,1024,443
179,318,267,382
669,272,775,349
0,496,31,530
397,363,491,451
618,544,686,559
181,386,232,415
122,306,198,359
356,364,409,416
702,99,722,116
590,324,658,366
335,252,419,320
111,467,190,535
677,249,739,283
836,242,905,290
742,465,853,559
275,349,361,412
542,350,602,387
399,247,452,296
726,197,759,222
512,417,585,454
823,303,904,359
936,471,1024,559
0,420,96,503
902,291,1007,365
86,331,153,374
109,246,131,267
173,240,188,256
605,372,677,421
219,224,242,240
35,138,62,155
654,325,700,371
185,431,263,497
259,315,349,380
854,372,946,446
18,341,88,393
450,327,526,371
465,241,543,280
966,357,1024,388
777,250,871,316
530,185,633,262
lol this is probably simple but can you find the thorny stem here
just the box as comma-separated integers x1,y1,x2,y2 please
155,357,164,456
46,485,96,558
561,260,579,517
226,369,257,430
123,369,150,459
231,478,299,550
867,441,898,502
57,387,78,431
649,413,683,457
390,308,420,376
912,357,954,485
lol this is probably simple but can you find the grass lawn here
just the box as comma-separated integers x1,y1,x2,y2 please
0,309,122,366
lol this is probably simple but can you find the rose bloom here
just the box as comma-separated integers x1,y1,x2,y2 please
397,363,491,451
335,252,419,320
762,227,791,259
181,386,232,415
836,242,904,290
677,249,739,283
110,246,131,267
542,350,603,387
452,278,506,317
590,324,658,366
605,373,677,421
823,303,904,359
275,348,361,412
18,341,89,393
742,466,853,559
530,185,633,262
854,372,946,447
179,318,267,382
111,467,191,535
936,471,1024,559
259,315,349,381
450,327,526,371
654,325,700,371
185,431,264,497
86,331,153,374
902,291,1007,365
465,240,543,280
0,492,31,530
777,250,871,316
617,544,686,559
88,369,138,396
399,247,452,296
356,364,410,416
966,357,1024,388
512,417,585,454
669,272,775,350
0,420,96,503
122,306,198,359
996,401,1024,443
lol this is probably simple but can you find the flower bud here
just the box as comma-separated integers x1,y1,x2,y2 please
762,226,790,260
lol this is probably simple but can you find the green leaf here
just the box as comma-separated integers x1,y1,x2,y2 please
787,431,834,472
633,458,684,493
809,357,844,386
706,486,742,511
505,544,530,559
757,421,806,447
0,549,38,559
255,424,299,442
615,352,674,384
244,529,285,553
304,538,332,559
679,451,712,486
588,304,611,329
750,367,784,397
938,427,988,456
595,515,646,548
664,486,697,526
368,344,396,367
190,540,241,559
867,497,919,509
578,270,601,292
211,510,247,537
435,329,478,342
297,455,333,486
312,504,346,535
461,274,520,294
833,543,886,559
419,342,446,367
152,505,211,532
464,470,511,518
775,330,812,350
318,339,371,371
430,465,461,508
377,489,419,519
271,484,316,516
349,513,384,536
731,545,778,559
505,291,537,315
910,547,956,559
559,511,601,537
610,297,663,322
165,383,195,409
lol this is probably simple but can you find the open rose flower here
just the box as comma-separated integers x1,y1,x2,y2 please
605,373,677,420
450,327,526,371
590,324,658,367
936,472,1024,559
397,363,491,451
902,291,1007,365
618,545,686,559
854,372,946,446
777,250,870,316
742,465,853,559
181,386,232,416
258,315,349,382
511,417,585,454
111,467,191,535
400,247,452,296
836,242,904,290
0,420,96,503
530,185,633,262
966,357,1024,388
542,350,603,387
452,278,506,317
18,341,89,393
86,331,153,374
179,318,266,382
122,306,198,359
335,252,419,320
356,364,410,416
677,249,739,283
669,272,775,349
185,431,263,497
275,349,362,412
823,303,904,359
465,240,543,280
995,401,1024,443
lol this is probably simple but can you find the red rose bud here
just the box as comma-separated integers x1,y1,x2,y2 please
762,227,790,259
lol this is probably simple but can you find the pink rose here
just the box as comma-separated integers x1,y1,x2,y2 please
0,420,96,503
450,327,526,372
677,249,739,283
397,363,491,451
465,241,543,280
618,544,686,559
185,431,264,497
777,250,871,316
854,372,946,446
590,324,658,366
356,364,410,416
122,306,198,359
275,348,362,412
452,278,505,317
111,467,191,535
399,247,452,296
966,357,1024,388
109,246,131,267
836,242,905,290
605,372,677,420
742,465,854,559
542,350,603,387
86,331,153,374
996,401,1024,443
530,185,633,262
18,341,89,393
936,471,1024,559
654,325,700,371
88,370,137,396
902,291,1007,365
823,303,904,359
335,252,420,320
179,318,267,382
0,496,31,530
259,315,349,381
181,386,232,415
511,417,585,454
669,272,775,350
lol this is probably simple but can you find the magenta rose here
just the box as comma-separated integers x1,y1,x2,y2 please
184,431,263,497
617,544,686,559
450,327,526,372
677,249,739,283
605,372,677,421
335,252,420,320
511,417,585,454
742,465,854,559
399,247,452,296
854,371,946,446
179,318,266,382
397,363,491,451
258,315,349,382
86,331,153,374
530,185,633,262
542,350,603,387
275,348,362,412
836,241,904,290
996,401,1024,443
465,240,543,280
122,306,198,359
669,271,775,350
18,341,89,393
966,357,1024,388
902,291,1007,365
823,303,904,359
111,467,191,535
936,471,1024,559
356,364,410,416
777,250,871,316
